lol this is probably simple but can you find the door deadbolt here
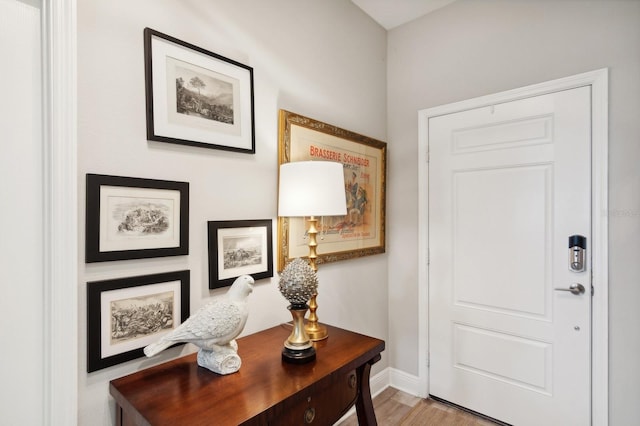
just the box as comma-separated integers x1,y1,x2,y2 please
569,235,586,272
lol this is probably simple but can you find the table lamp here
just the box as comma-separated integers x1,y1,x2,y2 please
278,161,347,340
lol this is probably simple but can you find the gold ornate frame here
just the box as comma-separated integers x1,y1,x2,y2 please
277,110,386,271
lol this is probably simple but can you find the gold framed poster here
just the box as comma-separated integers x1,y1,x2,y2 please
277,110,386,270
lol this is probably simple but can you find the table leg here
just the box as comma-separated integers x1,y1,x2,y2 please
115,404,123,426
355,354,382,426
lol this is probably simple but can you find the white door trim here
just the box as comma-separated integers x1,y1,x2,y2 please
417,69,608,425
42,0,78,424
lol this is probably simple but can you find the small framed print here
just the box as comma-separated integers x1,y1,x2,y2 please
85,174,189,262
86,270,190,372
208,219,273,289
144,27,255,153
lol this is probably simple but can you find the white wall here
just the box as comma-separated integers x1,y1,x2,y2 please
386,0,640,424
0,1,43,424
77,0,388,424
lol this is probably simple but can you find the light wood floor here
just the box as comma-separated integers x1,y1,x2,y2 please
337,387,500,426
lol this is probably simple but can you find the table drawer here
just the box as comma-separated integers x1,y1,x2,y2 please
251,369,358,425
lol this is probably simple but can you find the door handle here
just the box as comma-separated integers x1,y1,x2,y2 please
554,283,585,295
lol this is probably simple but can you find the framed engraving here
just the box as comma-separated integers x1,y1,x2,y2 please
208,219,273,289
86,270,190,372
144,27,255,153
85,173,189,262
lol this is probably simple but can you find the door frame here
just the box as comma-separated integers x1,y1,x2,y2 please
417,69,609,425
43,0,78,424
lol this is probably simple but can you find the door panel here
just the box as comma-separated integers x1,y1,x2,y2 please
429,87,591,425
454,164,551,316
453,324,551,393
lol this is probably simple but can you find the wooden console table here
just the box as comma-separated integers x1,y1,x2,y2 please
110,324,385,425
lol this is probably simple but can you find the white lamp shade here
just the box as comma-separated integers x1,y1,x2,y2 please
278,161,347,217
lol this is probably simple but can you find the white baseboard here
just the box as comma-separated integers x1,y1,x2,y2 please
370,366,422,397
388,367,423,397
370,367,390,397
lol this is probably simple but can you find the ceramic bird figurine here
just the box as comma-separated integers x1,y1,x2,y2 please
144,274,254,374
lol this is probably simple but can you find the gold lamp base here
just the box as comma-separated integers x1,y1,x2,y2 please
304,217,329,341
305,322,328,341
304,294,328,341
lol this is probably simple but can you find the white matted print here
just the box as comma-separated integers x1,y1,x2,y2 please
99,185,180,252
165,56,241,136
218,226,267,279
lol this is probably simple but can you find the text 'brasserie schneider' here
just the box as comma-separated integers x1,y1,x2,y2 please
309,145,370,167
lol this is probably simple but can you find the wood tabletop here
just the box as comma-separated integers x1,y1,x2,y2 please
110,324,385,425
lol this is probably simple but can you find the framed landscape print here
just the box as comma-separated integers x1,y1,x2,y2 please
86,174,189,262
87,270,190,372
144,27,255,153
277,110,386,270
208,219,273,289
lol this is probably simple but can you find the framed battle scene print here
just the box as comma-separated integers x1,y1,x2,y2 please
86,174,189,262
277,110,387,271
87,270,190,372
208,220,273,289
144,28,255,153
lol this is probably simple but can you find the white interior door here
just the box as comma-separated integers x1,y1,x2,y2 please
428,86,592,425
0,2,45,424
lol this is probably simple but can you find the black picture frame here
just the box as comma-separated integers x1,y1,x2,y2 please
87,270,190,372
208,219,273,289
86,173,189,263
144,27,255,153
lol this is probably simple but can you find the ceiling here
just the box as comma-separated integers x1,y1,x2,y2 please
351,0,457,30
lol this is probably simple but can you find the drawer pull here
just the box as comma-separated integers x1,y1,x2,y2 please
349,373,357,389
304,407,316,423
